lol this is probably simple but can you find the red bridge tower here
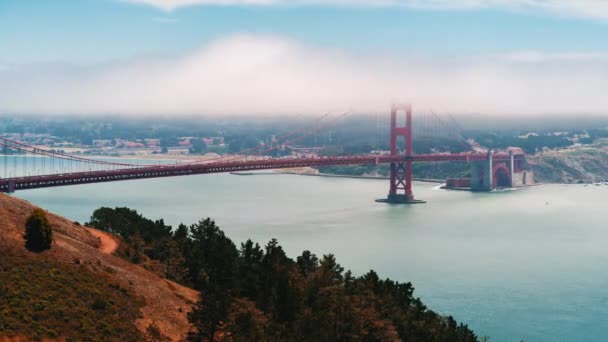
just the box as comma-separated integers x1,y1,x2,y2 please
377,105,426,204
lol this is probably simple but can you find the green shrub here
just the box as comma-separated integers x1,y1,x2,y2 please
23,209,53,252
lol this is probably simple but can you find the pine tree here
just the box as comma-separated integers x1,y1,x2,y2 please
296,250,318,277
188,281,231,341
187,218,240,341
23,208,53,252
164,239,189,284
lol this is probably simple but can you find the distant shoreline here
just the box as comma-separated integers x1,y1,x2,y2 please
274,170,445,183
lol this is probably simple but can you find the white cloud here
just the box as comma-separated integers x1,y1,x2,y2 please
124,0,608,19
1,34,608,116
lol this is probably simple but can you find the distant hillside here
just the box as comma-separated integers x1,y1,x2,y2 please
529,144,608,183
0,194,198,341
314,147,608,184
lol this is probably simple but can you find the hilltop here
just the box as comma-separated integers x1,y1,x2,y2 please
0,193,198,341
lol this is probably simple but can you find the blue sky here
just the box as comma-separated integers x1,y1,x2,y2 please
2,0,607,63
1,0,608,115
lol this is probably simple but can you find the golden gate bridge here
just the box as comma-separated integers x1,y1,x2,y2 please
0,105,527,203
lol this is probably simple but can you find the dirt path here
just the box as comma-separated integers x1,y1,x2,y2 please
87,228,118,254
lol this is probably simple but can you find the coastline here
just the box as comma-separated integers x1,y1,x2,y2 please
274,169,444,183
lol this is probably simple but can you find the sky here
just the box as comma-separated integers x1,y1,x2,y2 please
1,0,607,116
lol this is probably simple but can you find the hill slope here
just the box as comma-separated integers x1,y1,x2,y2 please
529,147,608,183
0,193,198,341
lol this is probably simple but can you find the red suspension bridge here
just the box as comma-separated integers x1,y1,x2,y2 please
0,106,528,203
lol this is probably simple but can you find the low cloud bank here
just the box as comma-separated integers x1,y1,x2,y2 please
1,34,607,116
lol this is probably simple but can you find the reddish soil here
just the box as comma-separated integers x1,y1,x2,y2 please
87,228,118,254
0,193,199,341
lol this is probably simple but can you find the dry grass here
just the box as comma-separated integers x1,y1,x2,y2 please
0,194,199,341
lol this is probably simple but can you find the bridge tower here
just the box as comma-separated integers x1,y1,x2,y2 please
470,151,494,191
378,105,425,204
470,150,515,191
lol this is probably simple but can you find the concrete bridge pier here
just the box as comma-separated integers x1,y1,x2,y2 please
7,180,15,193
509,151,515,187
470,151,494,191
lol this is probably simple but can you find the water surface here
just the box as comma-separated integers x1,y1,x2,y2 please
7,158,608,341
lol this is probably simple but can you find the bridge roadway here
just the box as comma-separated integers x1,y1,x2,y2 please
0,152,523,193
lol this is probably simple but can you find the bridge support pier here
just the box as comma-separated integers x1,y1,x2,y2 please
7,180,15,193
509,151,515,187
470,151,493,191
377,105,425,204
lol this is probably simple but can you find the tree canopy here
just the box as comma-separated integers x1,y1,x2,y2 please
87,207,478,342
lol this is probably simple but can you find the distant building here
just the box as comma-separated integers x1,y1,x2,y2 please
371,150,391,155
506,147,525,154
114,139,145,149
93,140,113,147
123,141,145,148
518,133,539,139
145,139,160,147
178,137,195,146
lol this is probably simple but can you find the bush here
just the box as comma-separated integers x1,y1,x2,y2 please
23,209,53,252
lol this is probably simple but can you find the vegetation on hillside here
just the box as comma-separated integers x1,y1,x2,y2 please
529,148,608,183
87,207,478,342
0,255,144,341
465,131,573,154
23,208,53,252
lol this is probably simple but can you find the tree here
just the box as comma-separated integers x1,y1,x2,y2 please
160,136,179,152
319,254,344,286
227,135,260,154
164,239,189,283
189,282,231,341
82,207,479,342
189,139,207,154
227,298,268,342
296,250,318,277
24,208,53,252
258,239,299,324
87,207,173,260
187,218,240,341
186,218,239,290
129,234,145,264
238,240,264,299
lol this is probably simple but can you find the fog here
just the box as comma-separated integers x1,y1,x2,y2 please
1,34,607,116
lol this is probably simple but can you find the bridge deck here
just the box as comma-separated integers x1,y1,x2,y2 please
0,153,523,193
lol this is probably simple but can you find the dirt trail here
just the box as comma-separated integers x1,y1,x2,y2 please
87,228,118,254
1,193,198,340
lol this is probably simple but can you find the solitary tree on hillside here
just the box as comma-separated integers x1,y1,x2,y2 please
24,208,53,252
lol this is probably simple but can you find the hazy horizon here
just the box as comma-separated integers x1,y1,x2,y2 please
4,112,608,132
2,1,608,116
